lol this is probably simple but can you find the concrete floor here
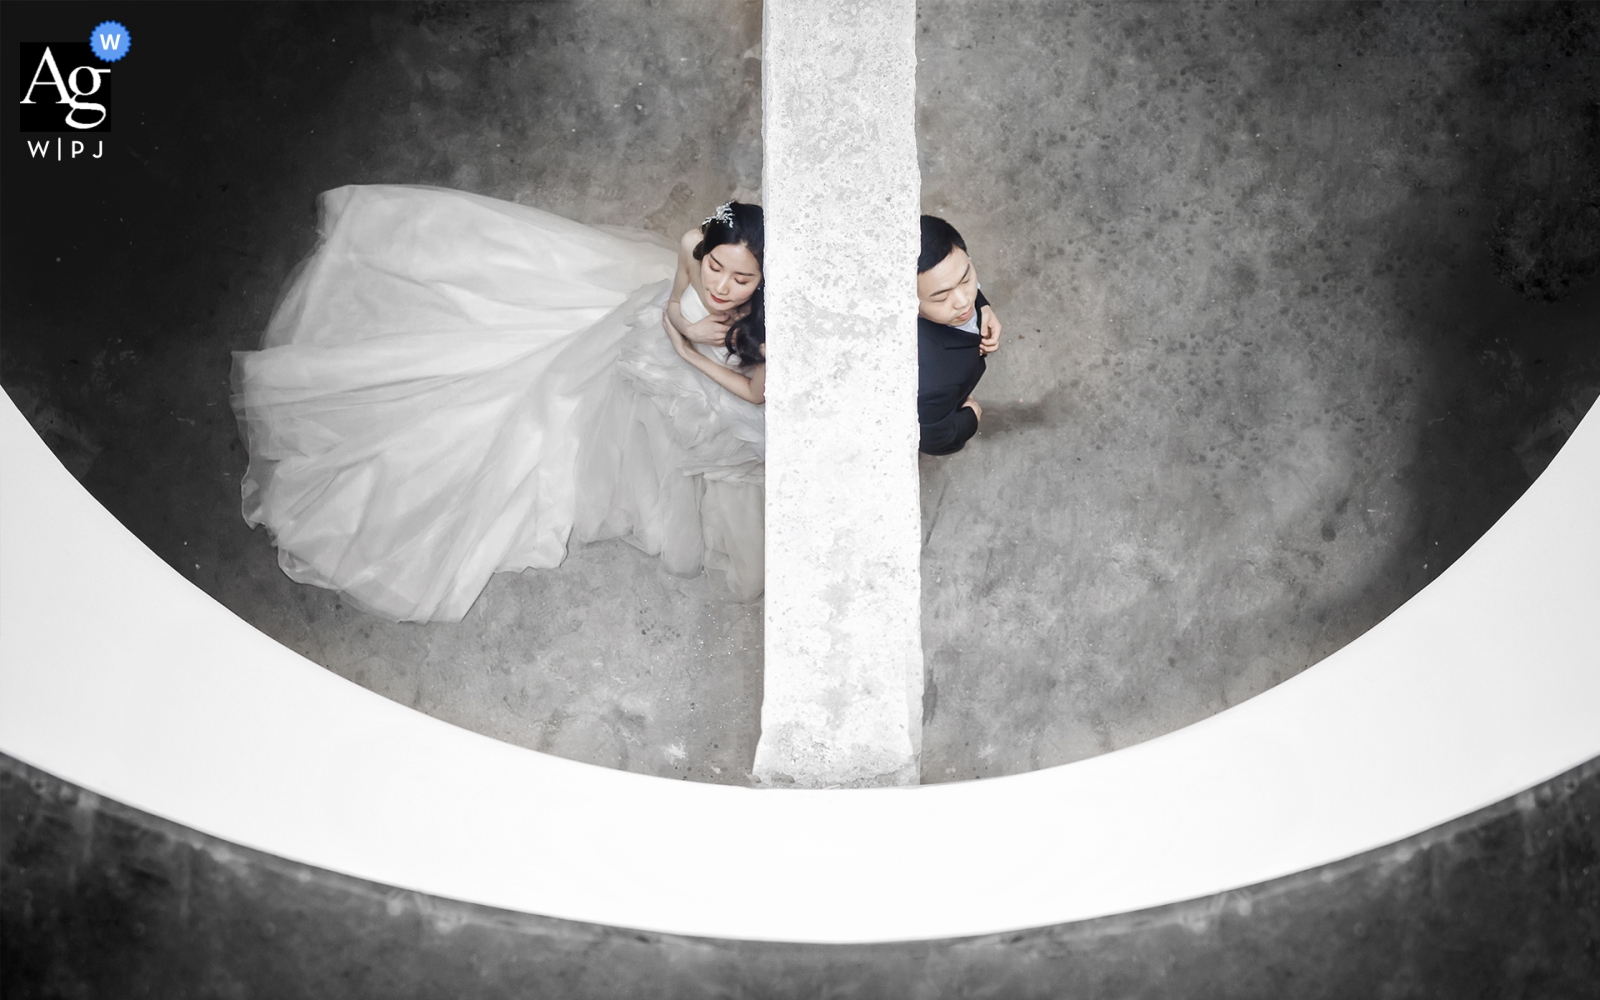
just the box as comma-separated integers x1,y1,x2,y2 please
4,2,1598,786
7,752,1599,997
915,0,1600,778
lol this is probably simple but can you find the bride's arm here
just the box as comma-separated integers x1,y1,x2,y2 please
662,230,697,336
663,321,766,405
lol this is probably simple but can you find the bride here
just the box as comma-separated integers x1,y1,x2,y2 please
230,185,766,623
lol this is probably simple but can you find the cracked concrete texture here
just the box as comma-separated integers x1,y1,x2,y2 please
757,0,924,788
7,753,1599,997
915,1,1600,780
4,2,1598,787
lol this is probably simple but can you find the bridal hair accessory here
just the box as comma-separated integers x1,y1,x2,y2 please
704,202,735,227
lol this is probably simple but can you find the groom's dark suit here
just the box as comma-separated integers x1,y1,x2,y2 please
918,289,989,455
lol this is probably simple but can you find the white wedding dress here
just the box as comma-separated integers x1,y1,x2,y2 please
230,184,765,622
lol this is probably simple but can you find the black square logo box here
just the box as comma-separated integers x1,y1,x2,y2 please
19,42,113,132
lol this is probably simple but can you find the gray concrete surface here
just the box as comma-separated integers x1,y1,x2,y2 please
4,2,1598,787
6,750,1598,998
915,0,1600,779
757,0,924,788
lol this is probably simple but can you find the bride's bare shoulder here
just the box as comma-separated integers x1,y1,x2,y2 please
678,228,702,257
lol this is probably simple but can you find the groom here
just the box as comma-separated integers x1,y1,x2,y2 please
917,215,1001,454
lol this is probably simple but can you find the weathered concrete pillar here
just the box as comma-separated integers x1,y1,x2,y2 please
754,0,923,787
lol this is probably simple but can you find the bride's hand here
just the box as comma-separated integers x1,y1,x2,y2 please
681,313,731,347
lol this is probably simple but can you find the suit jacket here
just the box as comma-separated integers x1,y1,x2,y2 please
917,288,989,454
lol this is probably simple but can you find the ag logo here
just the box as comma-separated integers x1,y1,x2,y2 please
19,42,113,132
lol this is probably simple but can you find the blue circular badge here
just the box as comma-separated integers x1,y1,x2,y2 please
89,21,131,63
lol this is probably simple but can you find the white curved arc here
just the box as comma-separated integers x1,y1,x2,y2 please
2,391,1597,943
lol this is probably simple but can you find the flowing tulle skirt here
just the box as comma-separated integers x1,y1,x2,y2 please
230,184,764,622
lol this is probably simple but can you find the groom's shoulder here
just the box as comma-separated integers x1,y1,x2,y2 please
916,313,951,346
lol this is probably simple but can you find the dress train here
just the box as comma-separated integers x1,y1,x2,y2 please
231,184,764,622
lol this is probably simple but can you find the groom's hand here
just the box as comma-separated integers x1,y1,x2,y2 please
962,396,982,422
978,305,1002,356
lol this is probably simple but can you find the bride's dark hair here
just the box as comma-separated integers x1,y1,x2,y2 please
693,201,765,369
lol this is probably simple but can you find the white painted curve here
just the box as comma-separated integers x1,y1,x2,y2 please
2,391,1597,944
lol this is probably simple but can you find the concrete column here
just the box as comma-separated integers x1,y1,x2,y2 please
755,0,923,788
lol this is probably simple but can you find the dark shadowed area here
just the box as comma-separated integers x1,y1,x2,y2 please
4,752,1597,998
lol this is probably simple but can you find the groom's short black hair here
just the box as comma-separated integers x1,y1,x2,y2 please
918,216,968,274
